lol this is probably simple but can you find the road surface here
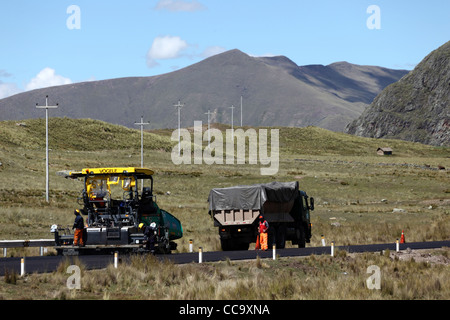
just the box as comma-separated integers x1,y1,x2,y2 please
0,240,449,276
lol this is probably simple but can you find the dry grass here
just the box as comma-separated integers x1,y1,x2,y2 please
0,118,449,299
1,248,449,300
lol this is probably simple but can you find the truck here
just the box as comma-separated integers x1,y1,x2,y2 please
51,167,183,255
208,181,313,251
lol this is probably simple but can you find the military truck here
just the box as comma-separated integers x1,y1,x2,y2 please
208,181,313,251
52,167,183,255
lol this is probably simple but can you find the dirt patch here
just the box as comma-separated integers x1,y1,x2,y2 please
389,248,450,266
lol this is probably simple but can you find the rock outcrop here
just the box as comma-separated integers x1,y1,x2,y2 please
346,41,450,146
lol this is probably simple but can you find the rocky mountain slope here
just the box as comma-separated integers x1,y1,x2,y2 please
346,41,450,146
0,49,407,132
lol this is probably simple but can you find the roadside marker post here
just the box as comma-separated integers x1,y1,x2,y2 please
272,244,276,260
20,257,25,276
321,235,326,247
331,241,335,257
199,247,203,264
114,252,118,268
396,239,400,252
189,239,193,253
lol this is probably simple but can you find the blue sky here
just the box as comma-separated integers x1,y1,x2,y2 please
0,0,449,99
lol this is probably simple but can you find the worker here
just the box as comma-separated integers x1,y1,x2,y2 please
258,215,269,251
139,222,157,253
73,209,85,246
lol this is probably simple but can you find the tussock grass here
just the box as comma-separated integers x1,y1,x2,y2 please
1,248,449,300
0,118,449,299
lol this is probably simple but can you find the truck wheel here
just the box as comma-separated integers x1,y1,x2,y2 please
220,239,233,251
296,225,306,248
275,225,286,249
239,242,249,250
221,239,249,251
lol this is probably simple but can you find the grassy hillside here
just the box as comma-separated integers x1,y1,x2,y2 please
0,118,173,151
0,118,449,299
1,117,448,240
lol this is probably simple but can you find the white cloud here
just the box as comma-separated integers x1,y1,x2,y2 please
201,46,227,58
249,52,277,58
147,36,188,68
0,81,22,99
25,67,72,91
154,0,206,12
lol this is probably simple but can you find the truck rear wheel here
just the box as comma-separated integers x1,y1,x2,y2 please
220,238,249,251
296,225,306,248
275,225,286,249
220,238,234,251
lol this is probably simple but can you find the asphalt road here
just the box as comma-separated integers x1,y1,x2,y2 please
1,240,449,276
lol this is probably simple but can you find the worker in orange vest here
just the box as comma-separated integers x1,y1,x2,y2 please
258,215,269,251
73,209,85,246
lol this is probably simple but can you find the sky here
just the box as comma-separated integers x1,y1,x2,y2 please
0,0,449,99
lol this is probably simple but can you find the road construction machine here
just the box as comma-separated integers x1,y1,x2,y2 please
52,167,183,255
208,181,313,251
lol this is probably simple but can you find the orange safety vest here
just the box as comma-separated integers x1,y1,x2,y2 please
259,220,269,233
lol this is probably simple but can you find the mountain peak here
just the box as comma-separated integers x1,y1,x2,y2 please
345,40,450,146
0,49,408,133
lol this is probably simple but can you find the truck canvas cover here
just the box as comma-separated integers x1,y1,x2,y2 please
208,181,299,211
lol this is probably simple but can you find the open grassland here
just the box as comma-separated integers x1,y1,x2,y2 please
0,118,449,299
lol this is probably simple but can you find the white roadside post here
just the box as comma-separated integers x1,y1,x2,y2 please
20,257,25,276
331,241,335,257
321,235,326,247
114,252,119,268
272,244,276,260
189,239,193,253
396,239,400,252
36,96,59,202
199,247,203,264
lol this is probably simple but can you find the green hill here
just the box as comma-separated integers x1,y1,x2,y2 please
0,118,173,151
1,118,447,158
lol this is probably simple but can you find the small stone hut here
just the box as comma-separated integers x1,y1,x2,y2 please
377,147,393,155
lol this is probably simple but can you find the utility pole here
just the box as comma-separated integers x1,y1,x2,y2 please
204,109,214,144
134,116,149,167
240,96,243,127
230,105,235,140
36,95,58,203
174,100,184,155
